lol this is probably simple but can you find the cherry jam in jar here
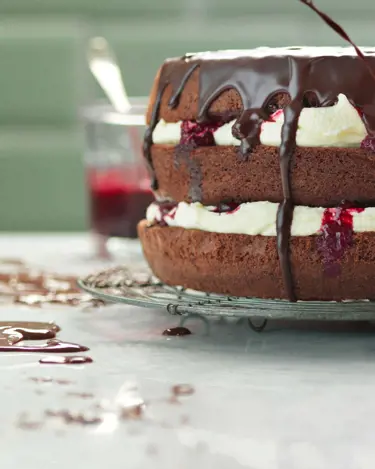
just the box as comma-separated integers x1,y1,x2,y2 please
82,99,153,257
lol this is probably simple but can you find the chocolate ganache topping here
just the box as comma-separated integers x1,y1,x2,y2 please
143,0,375,301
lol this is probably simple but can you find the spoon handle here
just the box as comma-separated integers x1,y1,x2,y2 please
88,37,131,114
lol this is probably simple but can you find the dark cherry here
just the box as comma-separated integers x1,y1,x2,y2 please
317,203,364,275
361,136,375,152
154,201,178,226
154,201,241,227
212,203,240,214
180,121,222,147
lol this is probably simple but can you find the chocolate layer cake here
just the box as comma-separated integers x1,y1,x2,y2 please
138,45,375,301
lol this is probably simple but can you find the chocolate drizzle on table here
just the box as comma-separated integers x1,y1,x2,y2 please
143,2,375,301
39,355,93,365
0,321,89,354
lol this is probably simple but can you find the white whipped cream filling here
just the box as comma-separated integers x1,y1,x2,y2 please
152,120,181,144
147,201,375,236
152,94,367,148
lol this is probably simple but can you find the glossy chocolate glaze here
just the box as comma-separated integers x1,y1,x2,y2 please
0,321,88,354
0,338,88,353
143,1,375,301
300,0,375,82
0,321,60,345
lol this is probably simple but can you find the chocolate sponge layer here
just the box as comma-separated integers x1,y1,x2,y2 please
152,144,375,207
138,220,375,301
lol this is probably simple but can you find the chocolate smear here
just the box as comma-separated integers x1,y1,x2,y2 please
172,384,195,397
0,259,103,307
45,409,102,426
39,356,93,365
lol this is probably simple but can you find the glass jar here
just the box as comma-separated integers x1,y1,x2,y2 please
82,98,153,257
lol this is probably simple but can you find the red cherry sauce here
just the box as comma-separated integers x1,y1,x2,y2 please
268,109,283,122
154,201,241,227
88,168,153,238
361,136,375,152
317,203,364,275
212,203,240,214
227,205,240,214
154,201,178,227
180,121,222,147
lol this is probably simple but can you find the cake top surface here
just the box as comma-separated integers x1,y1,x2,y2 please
179,47,375,62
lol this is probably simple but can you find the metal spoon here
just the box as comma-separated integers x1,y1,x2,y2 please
87,36,131,114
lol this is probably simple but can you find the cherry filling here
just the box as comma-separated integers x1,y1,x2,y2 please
317,203,364,275
267,109,283,122
154,201,241,226
153,201,178,226
212,203,240,214
361,136,375,152
180,121,223,147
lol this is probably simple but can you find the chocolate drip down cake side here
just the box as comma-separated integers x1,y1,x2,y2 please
137,47,375,301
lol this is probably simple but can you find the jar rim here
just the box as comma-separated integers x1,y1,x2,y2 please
81,98,147,126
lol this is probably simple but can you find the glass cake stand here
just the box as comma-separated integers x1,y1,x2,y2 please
78,265,375,332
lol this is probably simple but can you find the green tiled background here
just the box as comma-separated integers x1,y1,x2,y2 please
1,0,375,231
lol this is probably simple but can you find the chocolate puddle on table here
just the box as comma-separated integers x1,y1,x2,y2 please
0,321,92,361
0,258,104,307
162,326,192,337
0,260,95,361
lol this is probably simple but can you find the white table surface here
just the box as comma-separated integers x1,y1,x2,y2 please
1,234,375,469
